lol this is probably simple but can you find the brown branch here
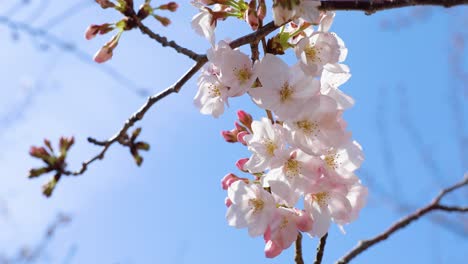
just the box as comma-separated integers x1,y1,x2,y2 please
132,16,204,61
295,233,304,264
60,20,280,177
320,0,468,14
314,233,329,264
336,175,468,264
52,0,468,184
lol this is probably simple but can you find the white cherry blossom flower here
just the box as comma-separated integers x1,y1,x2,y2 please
321,140,364,178
191,4,216,45
321,64,354,110
272,0,321,26
250,54,320,120
208,41,257,97
295,31,347,77
226,181,276,237
243,118,290,173
284,95,351,155
265,150,321,197
194,73,229,118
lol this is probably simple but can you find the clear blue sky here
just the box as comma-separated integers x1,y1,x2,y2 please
0,1,466,263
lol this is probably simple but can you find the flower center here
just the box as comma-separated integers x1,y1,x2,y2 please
249,198,265,213
296,120,318,135
312,192,329,207
279,82,293,103
234,66,252,84
324,153,339,169
304,45,321,62
264,140,277,156
284,158,300,178
208,84,221,97
279,216,289,229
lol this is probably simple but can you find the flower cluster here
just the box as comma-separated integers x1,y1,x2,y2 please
192,0,367,258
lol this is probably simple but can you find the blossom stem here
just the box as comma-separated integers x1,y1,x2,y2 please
295,233,304,264
314,233,328,264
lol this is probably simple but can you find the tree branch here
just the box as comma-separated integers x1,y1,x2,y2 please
320,0,468,14
314,233,328,264
61,20,280,177
295,233,304,264
336,175,468,264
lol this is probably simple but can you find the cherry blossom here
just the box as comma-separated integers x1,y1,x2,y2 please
295,31,348,77
194,71,229,118
283,95,351,155
250,54,320,120
226,180,277,237
243,118,290,173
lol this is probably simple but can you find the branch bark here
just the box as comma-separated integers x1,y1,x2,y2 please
336,175,468,264
320,0,468,14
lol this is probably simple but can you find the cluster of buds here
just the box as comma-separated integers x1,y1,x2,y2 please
221,110,253,144
191,0,368,259
86,0,179,63
122,127,151,166
29,137,75,197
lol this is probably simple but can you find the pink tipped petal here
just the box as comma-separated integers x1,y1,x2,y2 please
264,240,283,258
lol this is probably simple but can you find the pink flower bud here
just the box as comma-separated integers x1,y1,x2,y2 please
95,0,115,9
221,173,239,190
221,130,237,143
234,122,246,132
237,131,249,146
237,110,253,129
159,2,178,12
235,158,249,172
224,197,232,207
94,46,113,63
257,0,266,20
264,240,283,258
295,209,313,232
85,25,100,40
245,1,259,30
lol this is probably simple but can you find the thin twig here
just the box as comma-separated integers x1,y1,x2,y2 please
314,233,328,264
320,0,468,15
336,175,468,264
63,21,280,176
295,233,304,264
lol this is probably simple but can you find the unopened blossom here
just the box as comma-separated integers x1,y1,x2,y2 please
250,54,320,120
226,181,276,237
295,31,347,77
194,72,229,118
284,95,351,155
320,64,354,110
243,118,290,173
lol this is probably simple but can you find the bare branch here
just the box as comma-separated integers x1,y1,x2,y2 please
314,233,328,264
320,0,468,14
132,16,204,62
336,175,468,264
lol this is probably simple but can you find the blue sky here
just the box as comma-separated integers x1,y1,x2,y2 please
0,1,467,263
